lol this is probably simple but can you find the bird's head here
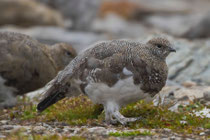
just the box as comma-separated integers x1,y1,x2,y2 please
50,43,77,70
146,37,176,60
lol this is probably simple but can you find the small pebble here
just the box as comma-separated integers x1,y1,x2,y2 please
2,125,14,130
0,120,8,125
182,81,197,88
204,91,210,101
199,132,205,136
0,134,6,138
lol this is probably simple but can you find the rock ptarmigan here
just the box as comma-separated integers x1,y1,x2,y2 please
0,32,76,108
37,37,176,125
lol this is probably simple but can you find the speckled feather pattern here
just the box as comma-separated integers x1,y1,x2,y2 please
44,38,170,99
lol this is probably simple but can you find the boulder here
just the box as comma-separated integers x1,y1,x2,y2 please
37,0,102,30
0,0,64,27
182,12,210,39
167,38,210,85
154,85,210,112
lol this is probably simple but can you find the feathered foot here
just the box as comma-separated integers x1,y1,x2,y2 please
104,102,142,125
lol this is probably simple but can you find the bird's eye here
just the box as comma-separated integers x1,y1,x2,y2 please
65,51,72,56
157,45,162,48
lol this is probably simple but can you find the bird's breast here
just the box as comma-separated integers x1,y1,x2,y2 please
84,76,152,106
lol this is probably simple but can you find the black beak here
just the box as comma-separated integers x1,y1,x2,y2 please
169,47,176,52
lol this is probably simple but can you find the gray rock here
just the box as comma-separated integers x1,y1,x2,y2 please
38,0,102,30
1,125,14,130
92,13,150,38
204,91,210,101
0,134,5,138
182,12,210,39
0,0,64,27
33,126,46,132
154,85,210,112
145,15,194,36
167,38,210,85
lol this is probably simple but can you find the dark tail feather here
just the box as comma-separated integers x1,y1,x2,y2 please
37,92,65,112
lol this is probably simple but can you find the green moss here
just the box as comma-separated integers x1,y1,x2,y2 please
40,96,103,125
7,102,37,120
204,123,210,129
0,95,209,136
109,130,153,137
1,128,85,140
4,134,85,140
121,101,209,134
71,136,86,140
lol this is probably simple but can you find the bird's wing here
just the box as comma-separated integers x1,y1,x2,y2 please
51,40,131,85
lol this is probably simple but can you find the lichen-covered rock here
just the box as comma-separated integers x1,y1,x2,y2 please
166,38,210,85
154,85,210,112
0,32,76,108
0,0,64,27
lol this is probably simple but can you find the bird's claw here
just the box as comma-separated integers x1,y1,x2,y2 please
111,111,142,125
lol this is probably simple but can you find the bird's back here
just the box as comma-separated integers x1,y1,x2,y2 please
52,40,141,82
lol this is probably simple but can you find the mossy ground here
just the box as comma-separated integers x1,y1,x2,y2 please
2,132,85,140
109,130,153,137
0,95,209,138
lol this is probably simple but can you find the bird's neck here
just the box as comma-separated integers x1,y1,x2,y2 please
42,45,59,72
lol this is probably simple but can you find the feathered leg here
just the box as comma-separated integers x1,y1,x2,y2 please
104,102,142,125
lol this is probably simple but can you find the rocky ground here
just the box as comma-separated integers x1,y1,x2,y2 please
0,0,210,139
0,122,209,140
0,84,209,140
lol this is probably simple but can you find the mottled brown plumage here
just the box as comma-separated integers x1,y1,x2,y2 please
38,37,175,125
0,32,76,108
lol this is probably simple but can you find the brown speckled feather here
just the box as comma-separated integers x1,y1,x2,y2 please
42,39,169,98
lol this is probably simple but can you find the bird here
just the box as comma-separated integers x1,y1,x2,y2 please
0,32,76,108
37,37,176,125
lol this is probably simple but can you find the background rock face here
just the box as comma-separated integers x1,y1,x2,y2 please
182,12,210,39
37,0,102,30
0,0,64,27
167,39,210,85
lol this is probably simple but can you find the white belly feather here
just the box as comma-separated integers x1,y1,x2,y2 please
85,76,152,106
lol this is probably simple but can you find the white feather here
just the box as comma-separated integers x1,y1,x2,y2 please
85,77,151,107
122,68,133,76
